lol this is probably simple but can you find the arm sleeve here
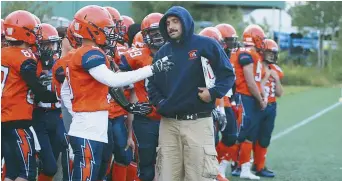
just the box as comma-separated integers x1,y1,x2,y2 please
203,38,235,100
89,64,153,88
60,79,74,116
54,66,65,83
20,59,58,103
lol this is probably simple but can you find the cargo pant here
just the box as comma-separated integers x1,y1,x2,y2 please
156,117,219,181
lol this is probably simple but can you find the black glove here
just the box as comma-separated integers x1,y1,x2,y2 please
126,102,153,115
38,73,52,87
212,108,227,131
151,55,174,73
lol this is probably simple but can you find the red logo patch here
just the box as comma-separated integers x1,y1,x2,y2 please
188,50,198,60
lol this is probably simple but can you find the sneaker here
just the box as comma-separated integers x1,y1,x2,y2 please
252,164,274,174
255,168,275,177
231,167,241,177
240,163,260,180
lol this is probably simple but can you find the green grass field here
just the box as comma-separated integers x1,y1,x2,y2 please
227,86,342,181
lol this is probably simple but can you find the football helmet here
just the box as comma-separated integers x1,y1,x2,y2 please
1,19,6,47
199,27,223,44
243,24,265,50
73,5,116,49
31,13,41,24
216,23,238,50
39,23,61,69
132,31,146,48
263,39,278,64
141,13,164,49
4,10,41,45
121,15,135,43
67,20,81,49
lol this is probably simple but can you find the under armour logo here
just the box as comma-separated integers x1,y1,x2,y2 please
187,115,194,119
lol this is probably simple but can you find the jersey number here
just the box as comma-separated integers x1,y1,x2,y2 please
128,48,142,58
254,61,262,82
1,66,9,96
65,67,74,99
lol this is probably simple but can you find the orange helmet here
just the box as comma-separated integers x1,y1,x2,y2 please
66,20,81,49
73,5,115,48
1,19,4,37
216,23,238,50
39,23,61,68
104,7,121,22
141,13,164,49
4,10,40,45
31,13,41,24
120,15,135,43
199,27,223,44
243,24,265,50
263,39,279,64
133,31,145,48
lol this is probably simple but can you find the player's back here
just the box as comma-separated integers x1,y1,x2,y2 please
231,47,263,96
67,45,109,112
1,47,37,121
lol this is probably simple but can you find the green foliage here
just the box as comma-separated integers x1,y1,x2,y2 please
1,1,54,20
131,2,244,35
281,64,333,86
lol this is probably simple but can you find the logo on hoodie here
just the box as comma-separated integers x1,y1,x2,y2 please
188,50,198,60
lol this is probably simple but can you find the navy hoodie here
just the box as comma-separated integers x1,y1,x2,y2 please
147,6,235,117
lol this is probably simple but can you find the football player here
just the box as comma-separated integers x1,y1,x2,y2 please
252,39,283,177
214,23,241,178
198,27,230,181
2,10,58,181
119,12,166,181
61,5,173,180
230,24,267,180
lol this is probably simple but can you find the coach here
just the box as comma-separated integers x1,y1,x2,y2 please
147,6,235,181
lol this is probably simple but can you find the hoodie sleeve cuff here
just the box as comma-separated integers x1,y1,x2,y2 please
209,88,220,101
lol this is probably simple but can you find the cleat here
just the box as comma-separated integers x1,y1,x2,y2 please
255,168,275,177
231,167,241,177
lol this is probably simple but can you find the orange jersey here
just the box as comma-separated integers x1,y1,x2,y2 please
265,64,284,103
114,44,128,64
120,47,161,120
52,50,75,98
67,45,110,112
231,47,263,96
108,44,130,119
1,47,37,122
215,97,232,108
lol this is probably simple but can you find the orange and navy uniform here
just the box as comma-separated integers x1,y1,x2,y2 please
265,64,284,103
120,47,161,120
67,45,110,112
52,50,75,99
1,47,40,122
108,44,130,119
231,47,264,96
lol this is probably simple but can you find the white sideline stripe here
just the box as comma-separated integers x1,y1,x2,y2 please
271,102,342,142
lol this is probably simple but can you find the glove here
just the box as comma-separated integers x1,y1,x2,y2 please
39,73,52,87
125,102,153,116
151,55,174,73
212,107,227,132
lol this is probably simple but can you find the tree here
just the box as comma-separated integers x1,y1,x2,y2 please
289,2,342,69
1,1,54,20
132,2,243,35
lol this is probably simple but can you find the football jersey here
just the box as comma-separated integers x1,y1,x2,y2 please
67,45,110,112
52,50,75,99
231,47,263,96
265,64,284,103
1,47,38,121
120,47,161,120
108,44,130,119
